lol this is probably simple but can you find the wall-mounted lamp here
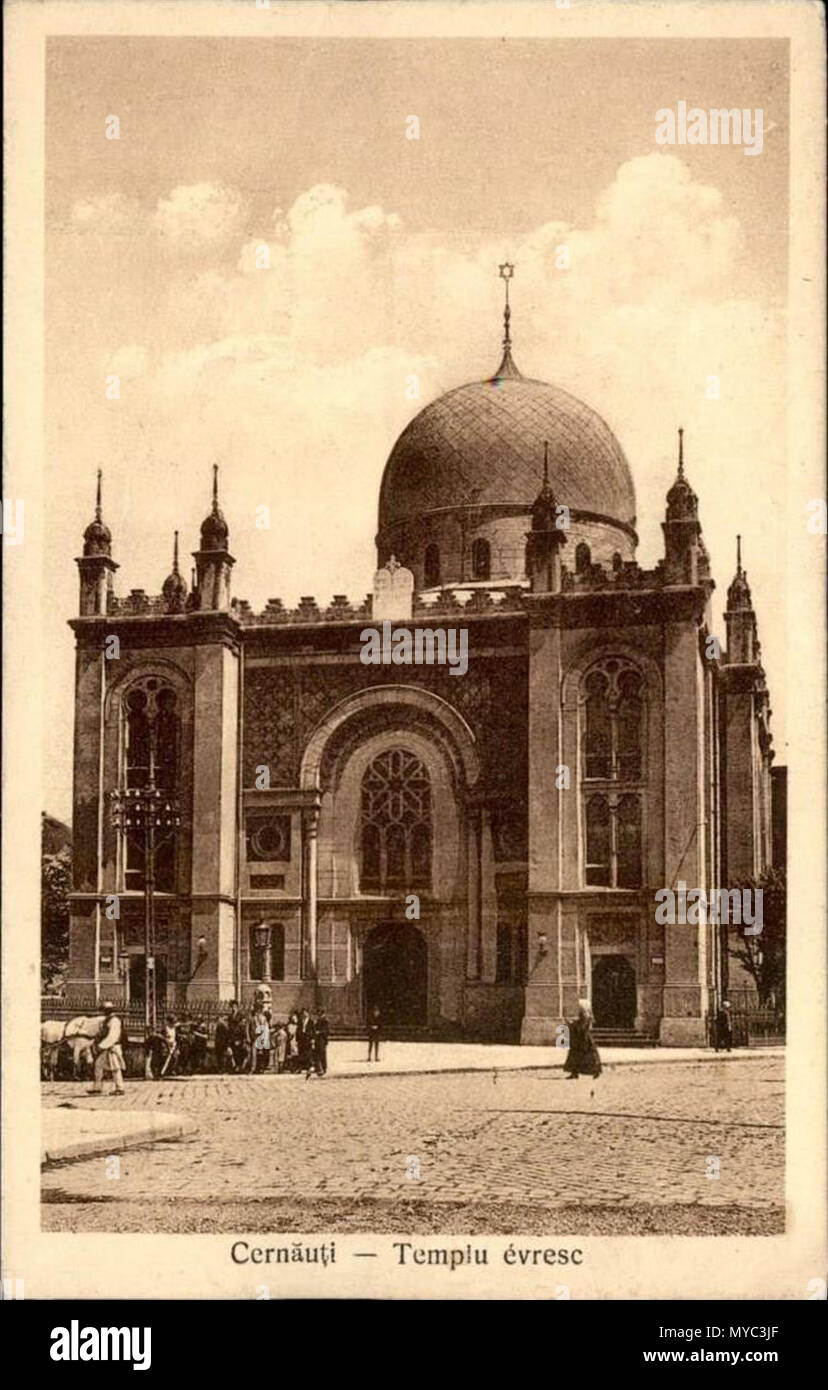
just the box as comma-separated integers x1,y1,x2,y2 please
253,922,271,952
537,932,549,957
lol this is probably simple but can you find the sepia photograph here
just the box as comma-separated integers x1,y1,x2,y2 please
3,0,825,1313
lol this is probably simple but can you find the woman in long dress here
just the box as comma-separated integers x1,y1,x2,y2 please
563,1001,602,1085
286,1011,299,1072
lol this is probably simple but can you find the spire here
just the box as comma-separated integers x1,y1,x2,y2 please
527,443,566,593
162,529,188,613
82,468,112,557
530,441,562,533
193,464,234,611
492,262,522,380
199,463,229,551
666,426,697,522
77,468,118,615
727,533,752,609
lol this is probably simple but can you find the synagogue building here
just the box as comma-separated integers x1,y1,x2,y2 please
67,285,781,1044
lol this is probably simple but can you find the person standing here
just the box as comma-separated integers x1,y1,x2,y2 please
286,1011,299,1072
298,1007,315,1076
367,1004,381,1062
214,1013,232,1073
274,1020,288,1074
314,1008,330,1076
228,1000,249,1073
714,1000,733,1053
190,1017,208,1074
252,1006,271,1073
160,1015,178,1076
563,1001,602,1091
88,1002,126,1096
175,1017,192,1074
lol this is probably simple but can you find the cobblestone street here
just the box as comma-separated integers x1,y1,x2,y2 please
41,1055,784,1235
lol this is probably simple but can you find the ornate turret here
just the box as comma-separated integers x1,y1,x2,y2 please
82,469,112,556
192,466,235,611
526,444,567,593
200,463,230,551
76,470,118,615
662,428,702,585
162,531,188,614
665,428,698,522
725,535,758,663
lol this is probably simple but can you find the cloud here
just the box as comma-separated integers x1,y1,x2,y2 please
70,191,143,232
51,158,784,637
152,182,246,249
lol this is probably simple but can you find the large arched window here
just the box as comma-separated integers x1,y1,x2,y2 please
424,543,440,588
122,678,180,893
582,660,644,889
471,537,491,580
360,748,432,892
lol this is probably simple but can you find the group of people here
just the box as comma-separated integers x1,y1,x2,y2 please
214,1002,330,1078
146,1015,209,1078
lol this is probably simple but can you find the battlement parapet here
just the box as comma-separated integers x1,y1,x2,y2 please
107,589,169,616
236,586,530,626
561,560,664,593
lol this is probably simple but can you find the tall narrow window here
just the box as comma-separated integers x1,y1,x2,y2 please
424,543,440,587
575,541,591,574
360,747,432,892
271,923,285,981
581,659,644,890
585,795,611,886
125,689,150,790
585,671,612,779
250,924,268,981
121,678,180,893
471,537,491,580
616,795,642,889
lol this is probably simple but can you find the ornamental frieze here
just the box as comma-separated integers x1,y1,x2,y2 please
243,657,527,790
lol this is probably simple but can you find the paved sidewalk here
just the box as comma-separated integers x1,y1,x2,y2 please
42,1108,195,1167
312,1040,784,1078
42,1056,785,1234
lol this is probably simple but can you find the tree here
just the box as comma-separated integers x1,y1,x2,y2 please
728,867,786,1010
42,846,71,990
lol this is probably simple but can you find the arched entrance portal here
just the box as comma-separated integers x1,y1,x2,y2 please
592,955,636,1028
364,923,428,1028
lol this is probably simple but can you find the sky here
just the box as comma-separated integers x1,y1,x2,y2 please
44,36,789,821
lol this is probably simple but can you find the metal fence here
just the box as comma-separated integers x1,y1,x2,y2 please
41,996,228,1041
706,994,785,1049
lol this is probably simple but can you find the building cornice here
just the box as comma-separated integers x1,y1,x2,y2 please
69,610,242,652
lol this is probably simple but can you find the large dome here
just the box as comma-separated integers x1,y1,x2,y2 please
378,372,636,534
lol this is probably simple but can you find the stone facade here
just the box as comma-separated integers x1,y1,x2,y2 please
65,332,783,1044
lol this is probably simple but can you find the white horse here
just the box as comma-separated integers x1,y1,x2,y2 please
41,1020,67,1079
41,1015,105,1079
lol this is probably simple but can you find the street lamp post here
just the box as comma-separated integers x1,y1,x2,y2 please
111,705,180,1040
